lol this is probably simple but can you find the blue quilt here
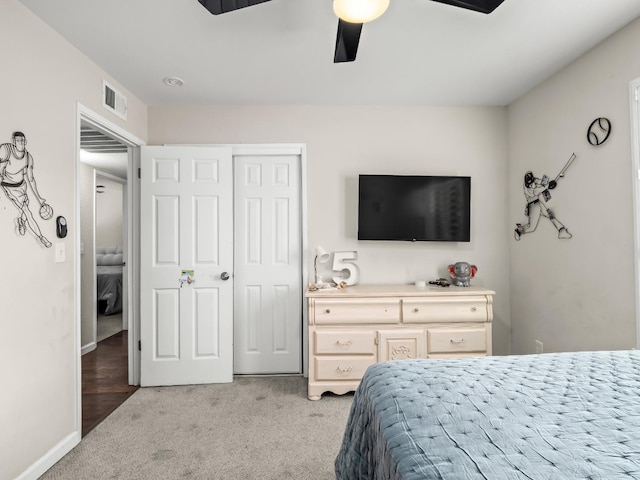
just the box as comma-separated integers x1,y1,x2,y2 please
335,350,640,479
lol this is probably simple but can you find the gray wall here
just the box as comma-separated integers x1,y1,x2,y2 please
79,161,95,348
148,105,512,356
0,2,147,479
507,17,640,354
96,177,124,248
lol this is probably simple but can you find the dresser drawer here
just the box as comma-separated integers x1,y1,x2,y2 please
315,330,376,354
427,327,487,354
313,298,399,324
428,353,486,359
314,356,376,381
403,297,488,323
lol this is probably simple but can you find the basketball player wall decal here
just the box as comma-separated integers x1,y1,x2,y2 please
0,131,54,247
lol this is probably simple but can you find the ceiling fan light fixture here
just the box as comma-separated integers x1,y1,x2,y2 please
333,0,389,23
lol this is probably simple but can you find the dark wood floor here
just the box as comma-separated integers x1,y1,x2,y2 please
82,330,138,436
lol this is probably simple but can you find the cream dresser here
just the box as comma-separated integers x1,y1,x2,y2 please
306,284,494,400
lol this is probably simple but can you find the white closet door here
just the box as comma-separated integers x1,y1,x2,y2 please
233,154,302,374
140,146,234,386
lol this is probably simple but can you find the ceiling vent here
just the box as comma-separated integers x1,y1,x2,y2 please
102,80,127,120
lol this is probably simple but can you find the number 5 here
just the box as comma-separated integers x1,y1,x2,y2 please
332,251,360,286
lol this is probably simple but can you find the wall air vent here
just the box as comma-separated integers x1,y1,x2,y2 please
102,80,127,120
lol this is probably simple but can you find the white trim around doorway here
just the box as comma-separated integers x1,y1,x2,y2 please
628,78,640,350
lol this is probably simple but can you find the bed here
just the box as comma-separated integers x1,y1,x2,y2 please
335,350,640,480
96,246,123,316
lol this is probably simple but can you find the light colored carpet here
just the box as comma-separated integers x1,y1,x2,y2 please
97,313,123,342
39,376,354,480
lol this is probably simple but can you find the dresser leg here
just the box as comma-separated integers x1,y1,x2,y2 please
308,394,321,401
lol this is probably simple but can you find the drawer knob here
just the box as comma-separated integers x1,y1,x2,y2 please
450,338,466,345
336,366,353,375
471,306,477,312
413,308,419,313
325,308,331,314
336,340,352,348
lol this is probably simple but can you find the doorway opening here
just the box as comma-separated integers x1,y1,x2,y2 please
77,105,144,435
94,172,126,342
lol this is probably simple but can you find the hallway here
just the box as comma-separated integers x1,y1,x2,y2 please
82,331,138,436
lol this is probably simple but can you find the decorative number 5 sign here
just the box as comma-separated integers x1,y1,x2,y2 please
332,251,360,286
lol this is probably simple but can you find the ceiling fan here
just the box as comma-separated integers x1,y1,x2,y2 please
197,0,505,63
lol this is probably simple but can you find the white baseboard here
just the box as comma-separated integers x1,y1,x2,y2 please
81,341,96,355
15,431,81,480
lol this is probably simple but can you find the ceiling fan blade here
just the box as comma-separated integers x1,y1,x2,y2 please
198,0,272,15
429,0,505,14
334,19,364,63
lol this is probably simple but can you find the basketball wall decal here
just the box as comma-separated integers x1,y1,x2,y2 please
39,203,54,220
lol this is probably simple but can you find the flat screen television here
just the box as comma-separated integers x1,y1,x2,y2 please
358,174,471,242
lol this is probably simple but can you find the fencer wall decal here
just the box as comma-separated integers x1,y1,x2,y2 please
0,131,54,247
514,153,575,241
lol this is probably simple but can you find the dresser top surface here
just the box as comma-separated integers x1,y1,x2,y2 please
306,284,495,298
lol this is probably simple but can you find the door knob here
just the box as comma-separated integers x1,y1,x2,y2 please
220,272,230,281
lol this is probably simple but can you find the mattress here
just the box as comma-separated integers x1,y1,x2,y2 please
335,350,640,479
97,265,123,315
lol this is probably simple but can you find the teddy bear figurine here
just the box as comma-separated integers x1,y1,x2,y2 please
447,261,477,287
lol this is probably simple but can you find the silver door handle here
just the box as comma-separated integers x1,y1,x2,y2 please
220,272,230,281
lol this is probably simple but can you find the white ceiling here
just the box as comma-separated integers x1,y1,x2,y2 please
19,0,640,107
80,149,128,179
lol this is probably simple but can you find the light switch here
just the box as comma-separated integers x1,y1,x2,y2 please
55,243,65,263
